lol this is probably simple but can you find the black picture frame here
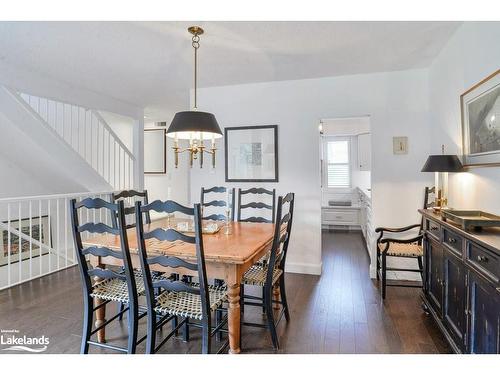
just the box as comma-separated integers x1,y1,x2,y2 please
224,125,279,182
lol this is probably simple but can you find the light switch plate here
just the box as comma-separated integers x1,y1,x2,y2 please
393,136,408,154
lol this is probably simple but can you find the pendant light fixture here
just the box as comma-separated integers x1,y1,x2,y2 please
166,26,223,168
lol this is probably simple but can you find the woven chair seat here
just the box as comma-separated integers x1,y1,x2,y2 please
242,265,283,286
91,275,145,303
379,241,423,257
154,283,227,320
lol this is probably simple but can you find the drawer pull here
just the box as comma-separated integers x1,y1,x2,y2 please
477,255,489,263
497,287,500,293
430,226,438,231
448,238,457,244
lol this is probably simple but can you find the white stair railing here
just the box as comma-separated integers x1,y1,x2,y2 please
0,191,114,290
13,90,135,190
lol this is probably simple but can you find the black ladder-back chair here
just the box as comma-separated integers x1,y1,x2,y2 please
237,187,276,315
70,197,144,354
111,189,154,320
135,200,229,354
111,189,151,229
200,186,235,221
237,187,276,223
375,186,435,299
241,192,295,350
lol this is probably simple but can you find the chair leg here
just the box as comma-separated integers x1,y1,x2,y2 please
201,319,211,354
240,284,245,313
183,318,190,342
279,275,290,322
262,286,266,313
381,252,387,299
127,303,138,354
117,302,125,321
80,297,93,354
376,248,380,281
171,316,178,335
417,256,424,281
146,309,157,354
265,287,279,349
215,309,223,341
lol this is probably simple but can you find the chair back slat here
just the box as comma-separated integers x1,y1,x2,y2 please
143,227,196,244
240,202,273,210
240,187,275,195
200,186,235,221
111,189,151,229
78,222,119,235
152,279,201,295
203,186,227,194
88,267,127,281
145,199,194,216
113,190,148,199
203,213,227,221
204,199,227,207
241,216,272,223
76,197,118,210
147,254,199,270
81,246,124,259
237,187,276,223
135,200,211,323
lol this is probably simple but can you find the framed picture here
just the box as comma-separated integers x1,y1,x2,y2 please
144,128,166,174
224,125,279,182
461,69,500,166
393,136,408,155
0,216,51,267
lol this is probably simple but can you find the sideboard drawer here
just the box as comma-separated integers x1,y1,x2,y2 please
443,228,463,257
425,218,441,240
466,242,500,284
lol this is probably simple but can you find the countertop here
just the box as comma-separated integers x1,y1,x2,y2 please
420,209,500,256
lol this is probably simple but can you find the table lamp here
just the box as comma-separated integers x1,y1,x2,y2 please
421,146,463,211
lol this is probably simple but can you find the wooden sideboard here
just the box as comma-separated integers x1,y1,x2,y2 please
420,209,500,354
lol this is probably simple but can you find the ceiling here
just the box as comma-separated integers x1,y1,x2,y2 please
0,21,461,120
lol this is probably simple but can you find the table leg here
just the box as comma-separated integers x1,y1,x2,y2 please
93,274,107,343
227,283,241,354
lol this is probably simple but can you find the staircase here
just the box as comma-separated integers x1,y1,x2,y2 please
12,89,135,190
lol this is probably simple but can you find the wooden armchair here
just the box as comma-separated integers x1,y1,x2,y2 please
375,187,434,299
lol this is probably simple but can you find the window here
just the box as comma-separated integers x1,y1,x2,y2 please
324,139,350,188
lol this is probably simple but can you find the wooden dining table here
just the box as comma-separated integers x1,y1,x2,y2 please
82,217,276,354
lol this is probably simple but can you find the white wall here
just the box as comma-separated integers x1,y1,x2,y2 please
143,117,191,210
191,69,432,276
429,22,500,214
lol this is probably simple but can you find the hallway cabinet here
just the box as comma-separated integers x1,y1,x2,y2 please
421,210,500,354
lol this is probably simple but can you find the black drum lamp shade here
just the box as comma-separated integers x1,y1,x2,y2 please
421,155,463,172
166,111,223,140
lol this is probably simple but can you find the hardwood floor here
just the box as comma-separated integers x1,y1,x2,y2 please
0,230,451,354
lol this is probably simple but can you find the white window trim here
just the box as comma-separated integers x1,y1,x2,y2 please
321,136,351,191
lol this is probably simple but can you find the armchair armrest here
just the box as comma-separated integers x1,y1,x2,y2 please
380,235,423,244
375,223,421,233
376,223,422,245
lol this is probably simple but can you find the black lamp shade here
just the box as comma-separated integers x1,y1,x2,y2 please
166,111,223,140
421,155,463,172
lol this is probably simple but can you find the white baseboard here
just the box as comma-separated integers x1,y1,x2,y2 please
285,261,322,275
